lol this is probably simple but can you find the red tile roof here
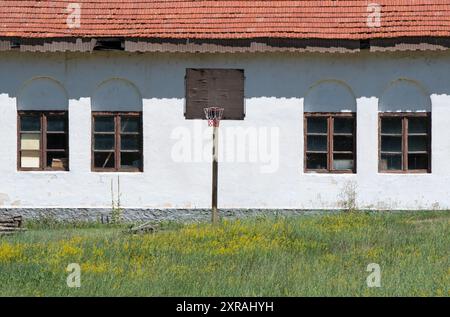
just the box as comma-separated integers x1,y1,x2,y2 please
1,0,450,40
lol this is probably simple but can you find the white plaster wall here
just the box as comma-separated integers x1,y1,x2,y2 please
0,50,450,210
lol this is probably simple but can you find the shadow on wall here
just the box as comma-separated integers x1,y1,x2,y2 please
379,79,431,112
0,51,449,104
17,77,68,111
91,78,142,111
304,80,356,112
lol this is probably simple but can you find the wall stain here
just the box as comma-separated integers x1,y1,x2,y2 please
0,193,9,206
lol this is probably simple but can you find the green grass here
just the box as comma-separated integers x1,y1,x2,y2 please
0,211,448,296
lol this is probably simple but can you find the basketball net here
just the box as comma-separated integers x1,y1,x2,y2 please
204,107,224,127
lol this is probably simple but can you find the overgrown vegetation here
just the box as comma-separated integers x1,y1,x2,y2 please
0,211,448,296
110,176,123,224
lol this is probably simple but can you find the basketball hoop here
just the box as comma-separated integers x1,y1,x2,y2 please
204,107,224,127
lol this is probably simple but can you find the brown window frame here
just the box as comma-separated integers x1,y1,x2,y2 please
17,111,69,171
378,112,431,174
304,112,357,174
91,112,143,172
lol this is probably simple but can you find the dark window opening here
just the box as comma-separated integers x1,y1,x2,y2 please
304,113,356,173
379,113,431,173
93,39,125,51
92,112,143,172
18,111,69,171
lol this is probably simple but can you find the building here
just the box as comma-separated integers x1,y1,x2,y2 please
1,1,450,221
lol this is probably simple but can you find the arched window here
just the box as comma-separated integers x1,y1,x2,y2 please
91,79,143,172
378,79,431,173
17,78,69,171
304,80,357,173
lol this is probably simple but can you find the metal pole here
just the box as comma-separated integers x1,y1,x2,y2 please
211,124,219,224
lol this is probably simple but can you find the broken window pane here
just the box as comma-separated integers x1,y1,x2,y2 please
306,153,327,170
305,114,356,173
408,154,428,170
20,116,40,131
307,117,327,134
333,153,353,170
380,114,430,172
380,154,402,170
94,116,115,132
408,135,428,152
307,135,327,152
47,116,66,132
333,135,353,152
94,135,115,150
93,113,143,171
46,152,68,169
381,136,402,152
121,152,141,168
121,117,140,133
19,112,69,171
20,134,40,150
94,152,115,168
381,117,402,134
21,150,40,168
47,134,67,150
334,118,354,134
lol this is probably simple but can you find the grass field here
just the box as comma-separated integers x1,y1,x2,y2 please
0,211,448,296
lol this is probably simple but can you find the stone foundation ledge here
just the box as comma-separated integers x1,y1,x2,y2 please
0,208,330,223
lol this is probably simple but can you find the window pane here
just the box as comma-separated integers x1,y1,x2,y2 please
94,152,115,168
408,154,428,170
121,117,140,133
408,135,428,152
306,153,327,170
20,134,40,150
333,153,353,170
333,135,353,152
381,136,402,152
21,150,40,168
20,116,40,131
121,152,142,168
94,116,115,132
47,116,66,132
307,135,327,152
307,117,327,134
380,154,402,170
47,134,67,150
334,118,354,134
381,117,402,134
46,152,68,169
408,117,428,134
94,135,115,150
121,135,140,151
